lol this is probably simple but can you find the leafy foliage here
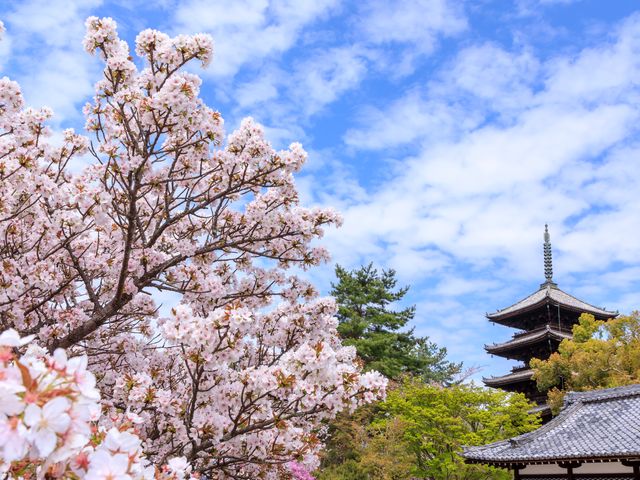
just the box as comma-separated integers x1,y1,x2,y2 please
331,263,461,381
317,381,540,480
531,312,640,413
317,415,415,480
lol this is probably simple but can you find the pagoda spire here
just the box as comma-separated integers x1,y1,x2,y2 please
542,224,556,287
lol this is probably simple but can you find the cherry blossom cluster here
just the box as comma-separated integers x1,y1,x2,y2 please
0,15,387,478
0,329,190,479
287,461,317,480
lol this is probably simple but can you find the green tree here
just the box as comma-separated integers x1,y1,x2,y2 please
331,263,461,381
317,381,540,480
317,416,416,480
531,311,640,413
318,264,469,479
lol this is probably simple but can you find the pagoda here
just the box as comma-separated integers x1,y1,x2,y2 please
483,226,617,414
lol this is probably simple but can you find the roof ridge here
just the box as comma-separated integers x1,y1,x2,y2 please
482,368,533,379
504,400,583,447
464,383,640,464
549,286,617,315
564,384,640,406
487,282,617,321
463,400,584,457
485,327,571,350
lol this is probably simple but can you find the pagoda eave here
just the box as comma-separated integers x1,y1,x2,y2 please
488,301,614,327
485,326,572,359
482,226,618,420
487,284,617,328
483,368,534,388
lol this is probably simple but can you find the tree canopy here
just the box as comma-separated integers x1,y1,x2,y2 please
532,312,640,413
331,263,461,382
317,381,540,480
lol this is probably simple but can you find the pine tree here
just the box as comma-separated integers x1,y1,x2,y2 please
331,263,461,382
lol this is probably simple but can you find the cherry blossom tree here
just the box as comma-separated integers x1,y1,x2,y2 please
0,329,191,479
0,17,386,479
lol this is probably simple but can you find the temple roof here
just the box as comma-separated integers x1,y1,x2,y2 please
485,325,572,356
463,384,640,465
483,368,534,387
486,283,617,323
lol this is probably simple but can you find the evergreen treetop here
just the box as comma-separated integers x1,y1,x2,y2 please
331,263,461,382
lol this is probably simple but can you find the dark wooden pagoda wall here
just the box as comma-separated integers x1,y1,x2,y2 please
500,379,547,404
497,338,563,362
503,306,583,332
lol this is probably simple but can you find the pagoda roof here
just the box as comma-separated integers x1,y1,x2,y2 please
463,384,640,465
483,368,534,388
487,283,617,323
485,325,572,356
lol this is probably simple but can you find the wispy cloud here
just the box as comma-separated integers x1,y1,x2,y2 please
359,0,467,48
319,11,640,372
173,0,340,78
3,0,102,124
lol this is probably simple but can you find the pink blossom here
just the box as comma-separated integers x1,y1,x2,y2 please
0,13,386,478
288,461,317,480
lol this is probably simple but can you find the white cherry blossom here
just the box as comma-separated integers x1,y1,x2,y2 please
0,13,386,478
24,396,72,456
0,416,28,462
0,329,34,347
85,450,131,480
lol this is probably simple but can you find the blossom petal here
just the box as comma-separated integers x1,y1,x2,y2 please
23,403,41,427
34,428,57,456
0,329,34,347
43,396,71,417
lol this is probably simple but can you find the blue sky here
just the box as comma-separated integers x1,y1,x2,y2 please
2,0,640,379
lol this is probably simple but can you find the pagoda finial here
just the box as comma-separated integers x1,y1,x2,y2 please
543,224,554,285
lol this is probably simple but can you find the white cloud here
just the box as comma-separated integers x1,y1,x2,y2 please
433,277,500,297
235,69,281,108
359,0,467,49
331,13,640,301
4,0,102,124
291,45,368,115
173,0,340,77
442,43,539,108
228,44,371,150
211,0,469,122
0,28,11,71
7,0,101,47
345,44,540,150
344,90,477,150
21,49,98,121
542,17,640,105
353,0,467,76
516,0,585,15
538,0,583,4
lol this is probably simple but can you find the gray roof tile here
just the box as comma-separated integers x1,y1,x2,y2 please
485,325,572,354
463,384,640,464
487,284,617,320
